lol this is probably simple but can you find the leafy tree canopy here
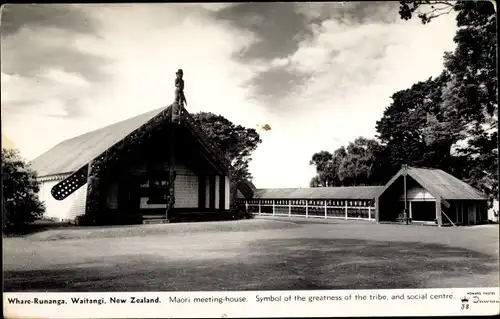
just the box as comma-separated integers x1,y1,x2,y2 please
309,137,386,187
2,148,45,233
398,0,498,198
309,1,498,203
191,112,262,206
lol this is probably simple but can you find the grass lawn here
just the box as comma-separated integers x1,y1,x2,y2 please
3,217,499,292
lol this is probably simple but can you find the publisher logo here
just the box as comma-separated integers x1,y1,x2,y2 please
460,296,470,310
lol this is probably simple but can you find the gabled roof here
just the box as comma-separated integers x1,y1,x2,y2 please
236,180,257,199
375,166,488,207
252,186,383,200
30,104,229,178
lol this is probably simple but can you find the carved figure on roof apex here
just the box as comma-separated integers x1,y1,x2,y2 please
174,69,186,107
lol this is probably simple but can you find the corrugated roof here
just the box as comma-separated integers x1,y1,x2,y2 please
236,180,256,199
253,186,383,200
408,167,488,200
30,107,166,177
375,166,488,203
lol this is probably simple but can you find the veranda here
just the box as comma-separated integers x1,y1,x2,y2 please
238,199,376,221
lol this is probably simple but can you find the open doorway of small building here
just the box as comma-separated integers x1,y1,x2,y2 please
409,201,436,223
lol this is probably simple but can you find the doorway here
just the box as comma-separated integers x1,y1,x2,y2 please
410,201,436,222
468,204,476,225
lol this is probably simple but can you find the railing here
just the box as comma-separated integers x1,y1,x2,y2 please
239,200,375,221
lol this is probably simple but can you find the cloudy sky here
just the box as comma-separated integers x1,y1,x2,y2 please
1,3,458,188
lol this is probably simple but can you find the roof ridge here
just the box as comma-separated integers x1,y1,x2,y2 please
257,185,384,190
59,106,168,145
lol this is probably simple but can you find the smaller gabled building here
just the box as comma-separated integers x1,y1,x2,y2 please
375,166,489,226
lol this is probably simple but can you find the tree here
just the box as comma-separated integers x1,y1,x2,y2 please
375,73,468,175
191,112,262,207
398,0,498,201
309,150,337,187
399,1,456,24
2,148,45,233
338,137,386,186
309,137,386,187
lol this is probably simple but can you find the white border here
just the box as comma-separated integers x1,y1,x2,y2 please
4,288,499,318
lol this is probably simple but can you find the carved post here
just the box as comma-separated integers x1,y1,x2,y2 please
166,106,176,221
85,161,100,225
174,68,186,116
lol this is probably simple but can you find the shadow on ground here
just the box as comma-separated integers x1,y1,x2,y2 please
4,238,499,292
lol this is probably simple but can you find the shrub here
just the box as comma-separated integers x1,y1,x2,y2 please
2,148,45,234
231,206,254,220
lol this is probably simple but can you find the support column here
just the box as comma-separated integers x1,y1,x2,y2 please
214,176,220,210
219,175,225,211
205,176,210,209
305,200,308,218
245,201,249,213
368,206,372,220
461,203,464,224
375,198,380,223
272,200,275,216
409,201,413,219
198,174,206,209
324,201,327,219
209,175,216,210
436,197,443,227
288,201,291,217
403,164,408,225
345,201,348,220
224,176,231,210
258,201,261,215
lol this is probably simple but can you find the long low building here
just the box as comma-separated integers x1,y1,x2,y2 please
237,166,490,226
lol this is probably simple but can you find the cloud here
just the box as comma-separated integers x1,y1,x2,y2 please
245,66,312,113
1,70,93,118
213,3,313,62
1,4,111,121
196,3,239,12
295,2,400,26
1,4,271,162
1,3,459,189
1,26,111,83
0,4,99,36
246,4,458,188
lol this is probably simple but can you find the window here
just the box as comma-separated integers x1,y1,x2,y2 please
148,178,168,204
138,172,170,204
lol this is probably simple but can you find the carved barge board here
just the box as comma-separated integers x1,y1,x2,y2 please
50,106,173,201
49,103,229,202
167,105,176,218
51,166,89,200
